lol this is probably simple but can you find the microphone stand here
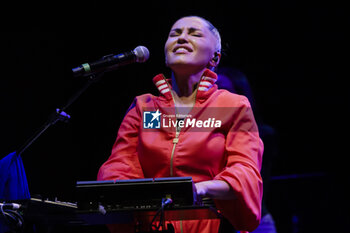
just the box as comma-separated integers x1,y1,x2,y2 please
17,72,105,156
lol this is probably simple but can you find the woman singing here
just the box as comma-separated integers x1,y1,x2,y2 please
98,16,263,233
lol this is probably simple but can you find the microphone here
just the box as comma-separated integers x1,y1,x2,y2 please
72,45,150,77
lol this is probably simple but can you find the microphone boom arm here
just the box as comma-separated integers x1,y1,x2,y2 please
17,72,104,155
18,45,149,155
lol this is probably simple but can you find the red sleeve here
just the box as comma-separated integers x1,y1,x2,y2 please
214,96,264,232
97,97,145,181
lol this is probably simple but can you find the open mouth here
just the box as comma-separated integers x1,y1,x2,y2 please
173,46,193,53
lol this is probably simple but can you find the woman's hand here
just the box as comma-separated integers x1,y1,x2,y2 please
195,180,236,200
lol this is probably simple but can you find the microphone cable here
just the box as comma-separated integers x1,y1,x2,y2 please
150,198,173,231
0,202,24,232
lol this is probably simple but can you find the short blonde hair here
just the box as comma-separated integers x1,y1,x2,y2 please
201,17,222,53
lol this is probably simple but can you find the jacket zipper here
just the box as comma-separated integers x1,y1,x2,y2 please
167,77,201,177
170,130,180,177
164,76,203,231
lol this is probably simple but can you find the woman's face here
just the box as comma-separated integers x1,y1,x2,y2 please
164,17,217,73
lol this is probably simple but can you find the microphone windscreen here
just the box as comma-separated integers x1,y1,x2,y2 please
134,46,150,63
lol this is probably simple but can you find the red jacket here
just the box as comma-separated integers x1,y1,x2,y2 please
97,69,263,233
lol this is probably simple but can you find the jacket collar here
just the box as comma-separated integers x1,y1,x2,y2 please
152,69,218,102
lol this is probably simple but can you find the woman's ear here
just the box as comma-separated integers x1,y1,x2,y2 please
209,52,221,68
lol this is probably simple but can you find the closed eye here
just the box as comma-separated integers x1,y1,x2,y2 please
169,27,204,37
169,28,182,37
188,27,203,37
191,33,203,37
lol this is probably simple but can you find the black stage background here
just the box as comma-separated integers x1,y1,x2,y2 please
1,1,348,232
